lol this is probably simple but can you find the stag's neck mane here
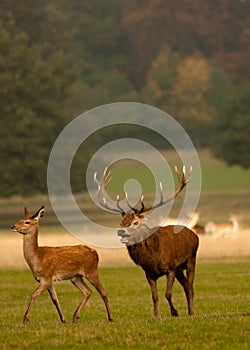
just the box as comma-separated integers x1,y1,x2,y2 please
126,230,160,268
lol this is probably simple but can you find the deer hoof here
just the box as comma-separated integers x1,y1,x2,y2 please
23,317,29,325
73,316,79,324
171,310,178,317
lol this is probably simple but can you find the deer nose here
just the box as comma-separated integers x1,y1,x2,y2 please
11,224,18,231
117,229,125,236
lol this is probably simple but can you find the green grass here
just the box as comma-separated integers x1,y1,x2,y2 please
1,149,250,348
0,259,249,349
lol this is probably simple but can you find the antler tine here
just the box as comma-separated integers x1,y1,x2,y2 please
125,192,149,215
187,165,192,182
101,196,122,213
116,195,125,213
140,165,192,213
159,182,163,202
94,169,123,214
94,171,100,186
171,164,192,196
174,165,183,183
175,165,192,184
94,168,111,189
138,195,145,214
125,192,133,210
102,167,111,187
125,192,140,214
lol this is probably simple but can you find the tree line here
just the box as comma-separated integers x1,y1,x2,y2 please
0,0,249,196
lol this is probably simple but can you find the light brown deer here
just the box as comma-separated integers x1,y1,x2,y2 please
94,166,199,317
209,214,241,239
11,206,113,324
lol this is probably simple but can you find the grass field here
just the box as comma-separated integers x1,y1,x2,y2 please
0,258,249,349
0,149,250,349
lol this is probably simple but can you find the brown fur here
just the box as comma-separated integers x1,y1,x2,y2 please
119,214,199,317
95,165,197,317
11,206,113,324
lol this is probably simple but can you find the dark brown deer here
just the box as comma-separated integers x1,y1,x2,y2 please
94,166,199,317
11,206,113,324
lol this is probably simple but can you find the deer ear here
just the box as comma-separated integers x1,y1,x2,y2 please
32,206,45,221
24,207,31,218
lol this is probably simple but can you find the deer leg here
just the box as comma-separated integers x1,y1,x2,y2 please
185,256,196,316
86,271,113,321
47,285,66,323
146,275,159,317
71,276,92,323
165,270,178,316
23,282,49,324
175,269,194,316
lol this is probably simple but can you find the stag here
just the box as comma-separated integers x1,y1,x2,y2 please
11,206,113,324
94,166,199,317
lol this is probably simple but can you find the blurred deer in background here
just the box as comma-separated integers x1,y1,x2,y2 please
11,206,113,324
94,166,199,317
208,214,241,239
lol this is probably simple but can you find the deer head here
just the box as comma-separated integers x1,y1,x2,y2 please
11,206,45,235
94,166,192,245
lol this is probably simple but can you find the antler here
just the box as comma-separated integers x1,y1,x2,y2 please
138,165,192,213
94,168,124,213
125,192,144,215
94,165,192,215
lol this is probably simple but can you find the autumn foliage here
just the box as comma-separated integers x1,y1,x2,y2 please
0,0,249,196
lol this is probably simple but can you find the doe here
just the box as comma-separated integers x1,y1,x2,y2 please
11,206,113,324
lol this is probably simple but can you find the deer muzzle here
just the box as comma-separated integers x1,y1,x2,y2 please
117,229,130,244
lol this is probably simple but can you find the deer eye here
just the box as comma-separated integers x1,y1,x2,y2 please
133,221,139,226
25,221,30,224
